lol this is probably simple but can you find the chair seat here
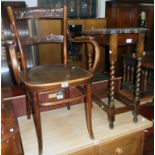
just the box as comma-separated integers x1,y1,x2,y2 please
21,64,93,90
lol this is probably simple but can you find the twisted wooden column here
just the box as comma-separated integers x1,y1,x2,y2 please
133,32,145,122
133,57,142,122
108,34,118,128
87,43,93,71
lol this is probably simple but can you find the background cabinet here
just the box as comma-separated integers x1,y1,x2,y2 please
106,2,154,51
105,1,154,76
38,0,97,18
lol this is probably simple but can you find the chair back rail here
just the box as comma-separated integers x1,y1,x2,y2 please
21,35,64,46
14,7,64,19
6,5,68,71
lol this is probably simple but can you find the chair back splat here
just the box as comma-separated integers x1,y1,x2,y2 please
7,5,68,68
7,4,100,155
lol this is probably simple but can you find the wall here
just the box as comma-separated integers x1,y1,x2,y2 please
97,0,111,18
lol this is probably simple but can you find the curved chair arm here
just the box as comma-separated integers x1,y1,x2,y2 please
70,35,100,73
7,42,21,84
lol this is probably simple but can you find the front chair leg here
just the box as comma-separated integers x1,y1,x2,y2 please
32,92,43,155
85,84,94,139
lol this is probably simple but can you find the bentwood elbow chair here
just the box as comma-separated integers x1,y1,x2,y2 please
6,5,100,155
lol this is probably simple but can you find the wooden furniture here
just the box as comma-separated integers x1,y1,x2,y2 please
1,1,36,87
141,52,154,97
83,28,146,128
122,52,154,99
6,5,100,155
1,77,121,117
105,1,154,76
106,1,154,51
1,101,24,155
18,103,152,155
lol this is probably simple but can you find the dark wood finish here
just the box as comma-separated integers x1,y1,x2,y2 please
1,101,24,155
141,52,154,96
105,2,154,76
1,1,32,87
121,52,153,99
106,1,154,51
1,77,121,117
83,28,146,128
6,5,100,155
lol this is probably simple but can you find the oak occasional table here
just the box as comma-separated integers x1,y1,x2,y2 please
83,28,147,128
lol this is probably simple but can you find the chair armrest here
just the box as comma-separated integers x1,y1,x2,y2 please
70,35,100,73
8,44,21,84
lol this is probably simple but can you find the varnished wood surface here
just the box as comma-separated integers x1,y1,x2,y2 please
18,103,152,155
2,78,121,117
22,64,92,88
83,27,147,35
2,102,24,155
7,5,101,154
96,131,144,155
105,1,154,51
86,33,140,46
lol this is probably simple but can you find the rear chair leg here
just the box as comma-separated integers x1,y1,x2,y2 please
65,88,71,110
25,91,32,119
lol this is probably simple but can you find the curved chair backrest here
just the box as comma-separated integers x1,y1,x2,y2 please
7,5,68,73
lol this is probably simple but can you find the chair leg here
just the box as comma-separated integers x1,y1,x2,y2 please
32,92,43,155
65,88,70,110
25,91,31,119
85,84,94,139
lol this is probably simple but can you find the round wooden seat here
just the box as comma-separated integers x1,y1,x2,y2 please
22,64,93,90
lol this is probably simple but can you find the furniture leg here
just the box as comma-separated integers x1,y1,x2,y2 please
25,91,31,119
108,34,117,129
85,84,94,139
108,60,115,129
133,32,145,123
32,92,43,155
133,57,142,122
65,88,71,110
